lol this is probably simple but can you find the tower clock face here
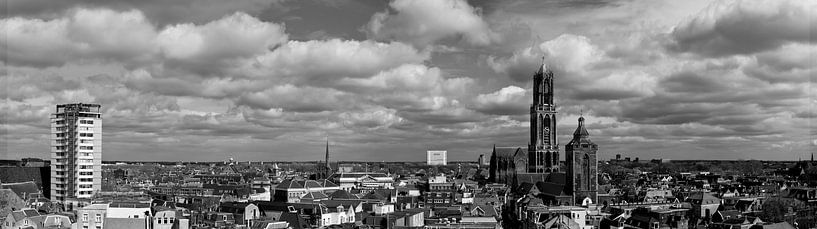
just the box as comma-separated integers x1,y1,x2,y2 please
544,127,549,135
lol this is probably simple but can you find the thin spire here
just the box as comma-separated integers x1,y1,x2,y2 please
537,56,547,73
325,135,330,168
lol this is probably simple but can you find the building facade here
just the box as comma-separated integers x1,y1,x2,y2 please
427,150,447,166
565,116,599,205
50,103,102,204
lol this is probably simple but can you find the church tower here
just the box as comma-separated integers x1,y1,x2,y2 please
316,137,332,179
565,116,598,205
529,59,559,173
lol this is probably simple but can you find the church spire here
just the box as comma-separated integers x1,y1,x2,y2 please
325,136,330,169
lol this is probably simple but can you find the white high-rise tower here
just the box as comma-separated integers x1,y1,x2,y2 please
51,103,102,204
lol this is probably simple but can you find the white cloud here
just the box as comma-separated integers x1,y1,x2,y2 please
365,0,498,47
247,39,429,82
473,86,528,115
339,108,404,129
488,34,604,82
2,8,157,67
157,12,287,73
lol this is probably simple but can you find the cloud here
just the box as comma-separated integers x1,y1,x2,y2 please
2,0,274,26
488,34,604,82
365,0,498,47
237,84,352,112
473,86,529,115
2,8,157,67
339,108,404,129
2,9,286,72
339,64,473,111
668,0,817,57
157,12,288,74
248,39,429,83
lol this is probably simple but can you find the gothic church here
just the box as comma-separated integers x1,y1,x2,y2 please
489,60,598,205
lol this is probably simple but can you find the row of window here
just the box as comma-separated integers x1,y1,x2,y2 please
78,190,93,195
55,133,96,138
79,178,93,182
79,171,93,176
82,213,102,222
80,120,94,124
158,217,175,224
79,184,93,189
79,146,94,150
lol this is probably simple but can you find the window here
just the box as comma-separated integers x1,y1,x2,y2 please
83,213,89,222
95,214,101,222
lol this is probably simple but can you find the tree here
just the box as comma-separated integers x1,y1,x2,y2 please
760,197,804,222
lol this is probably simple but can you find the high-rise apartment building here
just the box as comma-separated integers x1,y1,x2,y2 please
50,103,102,204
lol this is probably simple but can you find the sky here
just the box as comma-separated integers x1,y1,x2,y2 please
1,0,815,162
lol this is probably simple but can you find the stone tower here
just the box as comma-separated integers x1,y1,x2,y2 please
528,59,560,173
565,116,598,205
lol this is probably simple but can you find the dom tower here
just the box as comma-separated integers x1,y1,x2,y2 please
528,61,559,173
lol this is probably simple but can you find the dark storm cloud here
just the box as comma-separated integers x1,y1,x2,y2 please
668,0,817,57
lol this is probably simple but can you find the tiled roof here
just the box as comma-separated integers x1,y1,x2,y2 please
318,179,338,188
0,167,45,188
0,181,40,199
300,180,322,189
103,218,147,229
109,202,150,208
301,192,328,199
277,179,304,189
329,190,357,200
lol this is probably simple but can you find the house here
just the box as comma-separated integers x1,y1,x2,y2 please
329,172,394,190
152,207,189,229
272,179,340,203
3,209,41,229
217,202,261,227
686,191,721,219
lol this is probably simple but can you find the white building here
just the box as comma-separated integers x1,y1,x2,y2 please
426,150,447,165
50,103,102,204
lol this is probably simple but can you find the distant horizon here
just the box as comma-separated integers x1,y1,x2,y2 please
2,0,814,162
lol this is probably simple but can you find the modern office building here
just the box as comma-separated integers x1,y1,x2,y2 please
50,103,102,204
426,150,447,166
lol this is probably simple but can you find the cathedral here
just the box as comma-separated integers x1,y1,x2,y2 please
489,60,599,205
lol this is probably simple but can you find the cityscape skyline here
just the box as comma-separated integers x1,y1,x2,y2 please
2,0,815,162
